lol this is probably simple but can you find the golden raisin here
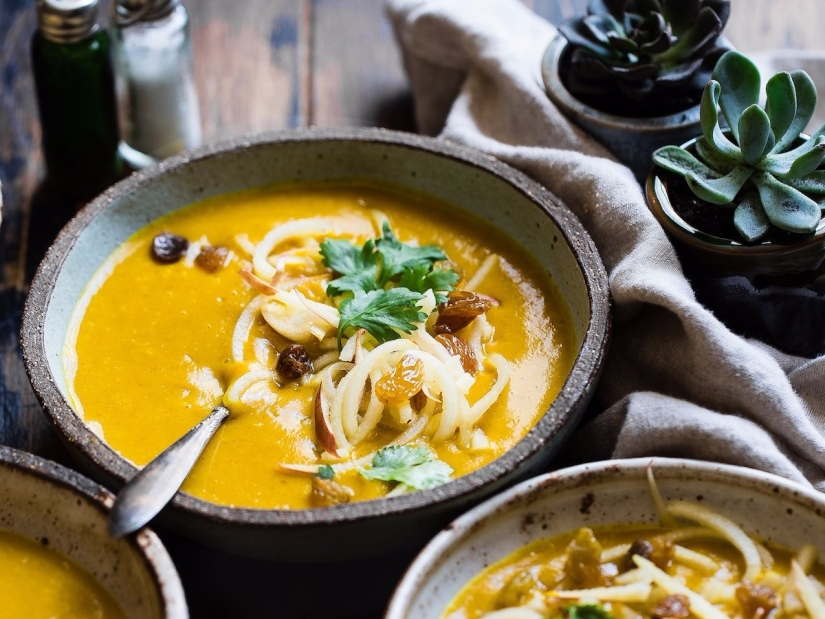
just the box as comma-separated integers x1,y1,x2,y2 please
736,583,778,619
653,594,690,618
564,528,605,588
434,291,492,334
310,477,352,507
195,245,229,272
626,537,674,570
375,355,425,405
435,333,479,374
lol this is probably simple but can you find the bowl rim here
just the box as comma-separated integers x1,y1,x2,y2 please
0,445,188,618
384,456,825,618
21,126,611,528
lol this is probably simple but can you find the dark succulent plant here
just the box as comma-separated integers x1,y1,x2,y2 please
559,0,731,114
654,51,825,243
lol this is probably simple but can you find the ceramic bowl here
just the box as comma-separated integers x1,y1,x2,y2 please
386,457,825,618
0,446,187,618
21,128,610,561
541,35,702,184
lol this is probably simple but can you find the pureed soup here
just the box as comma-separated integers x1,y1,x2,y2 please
65,182,577,509
0,529,126,619
444,478,825,619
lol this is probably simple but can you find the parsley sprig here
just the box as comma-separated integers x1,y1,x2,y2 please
556,604,613,619
320,223,458,348
359,445,453,491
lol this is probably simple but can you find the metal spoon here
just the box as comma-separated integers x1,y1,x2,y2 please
108,405,230,538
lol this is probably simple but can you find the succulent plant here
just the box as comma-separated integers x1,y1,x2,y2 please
559,0,731,114
654,51,825,243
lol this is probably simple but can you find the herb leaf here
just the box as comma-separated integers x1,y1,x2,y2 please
359,445,453,491
315,464,335,480
398,264,460,303
337,288,426,349
320,238,381,296
375,222,448,285
557,604,614,619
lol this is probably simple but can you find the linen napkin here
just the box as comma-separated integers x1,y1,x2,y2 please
387,0,825,490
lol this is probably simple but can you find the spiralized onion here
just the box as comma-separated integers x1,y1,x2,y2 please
633,556,728,619
232,295,264,362
548,581,652,603
224,370,276,408
459,353,510,445
666,500,762,582
252,218,335,281
792,560,825,618
465,253,499,291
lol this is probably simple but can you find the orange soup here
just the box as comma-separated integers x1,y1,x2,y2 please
0,529,126,619
66,182,576,509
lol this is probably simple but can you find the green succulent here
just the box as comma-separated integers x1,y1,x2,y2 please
654,51,825,242
558,0,730,114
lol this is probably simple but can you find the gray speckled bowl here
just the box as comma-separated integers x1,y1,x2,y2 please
0,446,187,618
386,457,825,618
21,128,610,561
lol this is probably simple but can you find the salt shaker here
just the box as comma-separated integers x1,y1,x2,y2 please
32,0,123,198
110,0,201,167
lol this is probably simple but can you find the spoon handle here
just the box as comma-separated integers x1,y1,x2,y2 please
108,405,230,538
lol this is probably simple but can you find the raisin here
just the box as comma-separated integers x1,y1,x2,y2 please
434,291,492,334
626,537,674,570
736,583,778,619
194,245,229,272
410,390,428,412
653,594,690,619
310,477,352,507
276,344,313,381
435,333,479,374
375,355,425,405
151,232,189,263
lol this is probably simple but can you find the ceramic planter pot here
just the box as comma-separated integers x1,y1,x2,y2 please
541,35,703,184
0,446,187,618
647,146,825,278
21,128,611,562
386,457,825,618
647,140,825,357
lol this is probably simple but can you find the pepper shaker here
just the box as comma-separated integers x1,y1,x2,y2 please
32,0,123,199
111,0,201,167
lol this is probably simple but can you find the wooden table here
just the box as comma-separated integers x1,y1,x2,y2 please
1,1,823,616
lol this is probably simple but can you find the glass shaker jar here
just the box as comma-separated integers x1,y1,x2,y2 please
110,0,202,167
32,0,123,198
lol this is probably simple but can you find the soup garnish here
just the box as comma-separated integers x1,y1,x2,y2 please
67,183,576,508
445,471,825,619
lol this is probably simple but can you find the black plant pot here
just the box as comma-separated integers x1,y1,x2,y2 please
541,35,703,184
647,144,825,357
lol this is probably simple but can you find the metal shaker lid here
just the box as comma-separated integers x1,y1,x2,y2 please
112,0,178,25
36,0,100,44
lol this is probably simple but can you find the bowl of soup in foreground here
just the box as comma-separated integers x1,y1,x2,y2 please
386,457,825,618
0,446,187,618
21,128,609,561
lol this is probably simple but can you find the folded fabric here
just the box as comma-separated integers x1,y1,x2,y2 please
387,0,825,490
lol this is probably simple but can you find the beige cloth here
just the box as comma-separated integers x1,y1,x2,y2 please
388,0,825,489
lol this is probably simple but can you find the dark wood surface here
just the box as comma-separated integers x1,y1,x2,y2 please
1,1,823,617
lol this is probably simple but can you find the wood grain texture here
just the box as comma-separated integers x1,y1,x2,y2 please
2,1,825,617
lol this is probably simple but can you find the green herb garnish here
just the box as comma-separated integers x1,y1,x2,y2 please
359,445,453,491
336,288,427,350
320,223,458,347
315,464,335,480
556,604,613,619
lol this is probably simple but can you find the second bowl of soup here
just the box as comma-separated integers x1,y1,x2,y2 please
22,128,609,560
